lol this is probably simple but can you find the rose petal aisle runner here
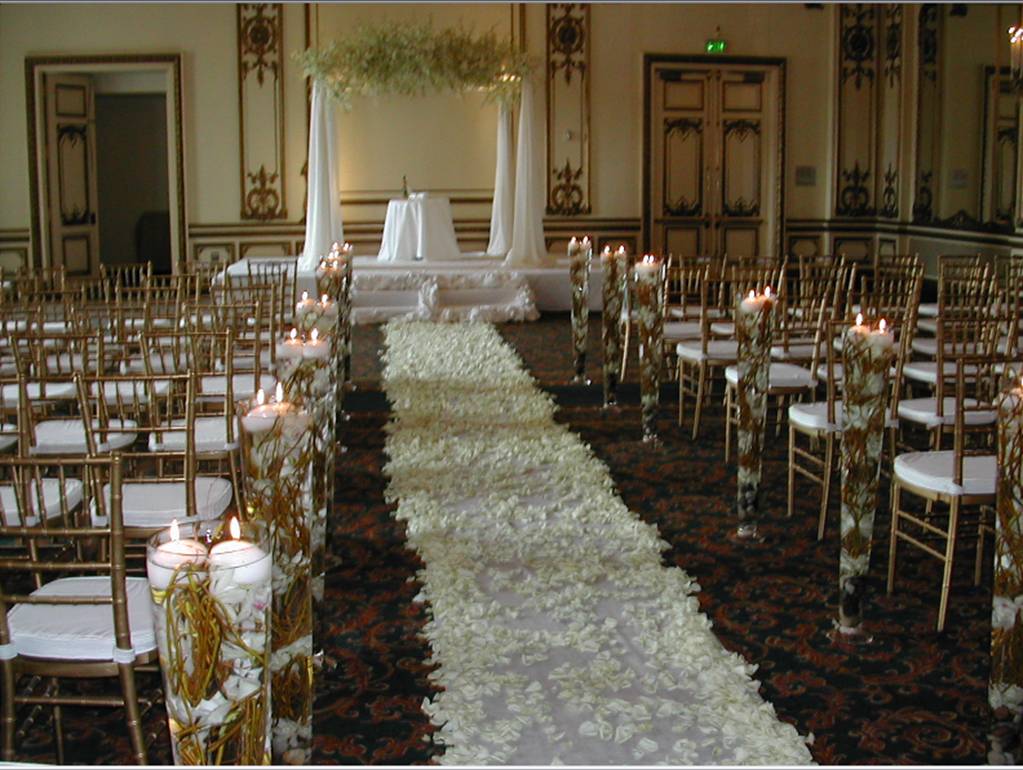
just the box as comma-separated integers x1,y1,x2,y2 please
382,320,813,765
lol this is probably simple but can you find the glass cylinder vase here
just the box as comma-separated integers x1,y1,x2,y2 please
734,289,775,541
836,318,895,638
568,237,592,384
238,390,315,764
990,381,1023,763
147,519,272,766
600,246,627,408
632,256,664,442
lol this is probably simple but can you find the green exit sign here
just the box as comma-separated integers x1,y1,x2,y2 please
706,38,727,53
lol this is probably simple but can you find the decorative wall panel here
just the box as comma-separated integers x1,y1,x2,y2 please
835,4,878,216
546,4,591,216
875,4,902,218
913,4,941,223
238,3,287,220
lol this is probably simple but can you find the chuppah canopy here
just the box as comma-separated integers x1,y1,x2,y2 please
297,22,539,268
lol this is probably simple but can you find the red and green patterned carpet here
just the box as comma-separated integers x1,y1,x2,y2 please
13,315,989,764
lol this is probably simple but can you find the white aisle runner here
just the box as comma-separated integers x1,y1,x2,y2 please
382,321,813,765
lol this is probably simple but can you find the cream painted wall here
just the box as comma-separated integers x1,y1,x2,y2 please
2,2,837,251
576,3,835,220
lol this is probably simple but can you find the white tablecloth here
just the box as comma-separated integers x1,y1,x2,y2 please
377,195,461,262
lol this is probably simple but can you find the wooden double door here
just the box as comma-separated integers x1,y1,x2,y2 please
646,58,784,259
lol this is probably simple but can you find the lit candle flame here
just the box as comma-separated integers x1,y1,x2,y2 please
301,291,309,302
256,388,265,406
342,242,352,252
229,517,240,540
582,236,590,245
616,246,627,255
569,236,578,244
331,241,340,251
879,318,887,333
765,286,772,298
290,328,298,340
170,518,180,542
274,382,284,403
602,246,611,255
321,294,329,304
310,328,319,342
748,290,756,300
856,312,864,326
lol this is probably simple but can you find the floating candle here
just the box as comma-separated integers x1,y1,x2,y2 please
147,519,207,591
208,518,271,587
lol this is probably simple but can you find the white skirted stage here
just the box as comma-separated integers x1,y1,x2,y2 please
223,255,604,323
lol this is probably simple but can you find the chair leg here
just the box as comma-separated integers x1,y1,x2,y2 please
1,659,15,760
818,432,835,542
692,362,707,441
937,498,960,633
887,481,901,594
975,518,986,588
724,384,733,460
677,359,686,427
621,318,631,380
118,663,148,765
786,423,796,518
52,681,64,766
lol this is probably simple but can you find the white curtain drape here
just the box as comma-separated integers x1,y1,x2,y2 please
486,102,514,257
504,78,548,267
299,81,343,270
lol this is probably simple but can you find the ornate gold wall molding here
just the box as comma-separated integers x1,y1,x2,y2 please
238,3,287,220
545,3,591,216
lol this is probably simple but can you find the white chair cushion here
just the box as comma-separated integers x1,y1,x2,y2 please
917,302,939,318
123,351,185,375
816,363,843,382
917,318,937,335
911,338,988,358
32,419,138,455
0,477,84,526
97,476,233,528
709,321,735,337
789,401,843,433
148,416,237,453
894,450,997,497
1,381,77,402
6,576,156,660
662,321,702,341
770,342,819,361
200,373,276,400
902,361,979,385
897,397,996,428
725,362,815,390
675,339,739,363
0,425,18,453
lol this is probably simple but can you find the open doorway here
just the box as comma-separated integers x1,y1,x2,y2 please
26,55,185,276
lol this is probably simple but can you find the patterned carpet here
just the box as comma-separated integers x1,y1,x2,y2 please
11,314,990,764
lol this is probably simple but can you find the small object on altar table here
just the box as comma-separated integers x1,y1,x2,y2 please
402,175,409,198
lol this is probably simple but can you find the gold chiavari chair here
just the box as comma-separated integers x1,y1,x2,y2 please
915,254,985,336
244,257,298,327
661,261,711,376
14,265,66,294
676,263,784,440
887,354,1003,632
101,262,153,292
0,453,158,764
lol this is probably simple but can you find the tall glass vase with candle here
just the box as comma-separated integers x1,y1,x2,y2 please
238,384,315,763
734,287,775,541
601,246,627,408
275,323,338,664
990,373,1023,762
147,518,272,765
834,314,895,644
568,237,592,384
633,255,664,441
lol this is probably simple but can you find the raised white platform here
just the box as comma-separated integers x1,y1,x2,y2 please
225,254,604,324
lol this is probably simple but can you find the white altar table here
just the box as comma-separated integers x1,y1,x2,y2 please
377,194,461,262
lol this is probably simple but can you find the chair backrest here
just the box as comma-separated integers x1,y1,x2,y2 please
245,258,297,326
951,354,1004,490
0,454,129,654
101,262,153,292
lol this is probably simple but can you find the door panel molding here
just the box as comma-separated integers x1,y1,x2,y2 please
26,54,186,271
644,54,785,257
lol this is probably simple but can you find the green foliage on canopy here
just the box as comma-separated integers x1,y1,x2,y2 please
296,21,534,109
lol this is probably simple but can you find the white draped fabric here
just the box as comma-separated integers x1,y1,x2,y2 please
382,321,814,765
299,81,343,270
505,78,549,267
486,102,515,258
